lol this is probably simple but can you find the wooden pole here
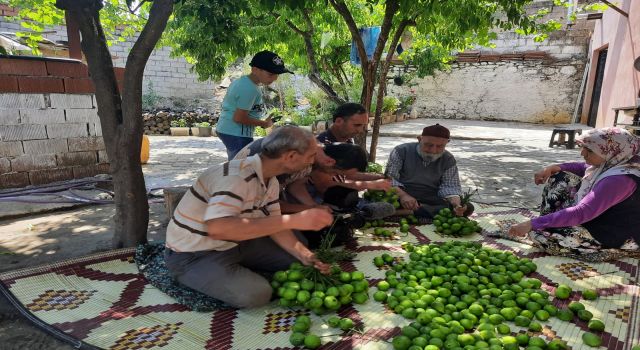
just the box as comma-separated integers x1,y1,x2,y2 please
65,10,82,60
600,0,629,18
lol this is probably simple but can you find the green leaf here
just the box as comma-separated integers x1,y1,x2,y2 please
320,31,333,49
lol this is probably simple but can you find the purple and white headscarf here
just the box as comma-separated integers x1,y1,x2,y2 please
575,127,640,201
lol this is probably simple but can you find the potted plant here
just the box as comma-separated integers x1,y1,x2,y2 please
297,113,316,132
381,96,400,124
401,90,419,119
195,121,212,137
170,118,189,136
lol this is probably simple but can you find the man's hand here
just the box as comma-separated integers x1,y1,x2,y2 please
447,196,465,216
292,242,331,274
399,193,419,211
453,204,467,217
289,208,334,231
367,178,392,191
303,254,331,274
508,220,532,238
262,116,274,128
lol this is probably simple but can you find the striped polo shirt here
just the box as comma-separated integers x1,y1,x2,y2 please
165,154,280,252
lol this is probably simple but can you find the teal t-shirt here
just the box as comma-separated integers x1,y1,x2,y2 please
216,75,265,137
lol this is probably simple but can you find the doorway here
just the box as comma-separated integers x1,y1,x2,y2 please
587,48,608,127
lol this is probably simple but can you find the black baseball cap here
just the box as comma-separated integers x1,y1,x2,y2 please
249,50,293,74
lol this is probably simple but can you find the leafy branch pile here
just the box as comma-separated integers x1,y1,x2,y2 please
271,262,370,315
460,188,479,206
313,231,355,264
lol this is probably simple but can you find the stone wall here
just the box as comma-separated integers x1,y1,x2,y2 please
0,9,217,110
0,57,110,189
391,58,584,123
389,0,594,123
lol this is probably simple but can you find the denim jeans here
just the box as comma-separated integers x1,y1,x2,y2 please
217,132,253,160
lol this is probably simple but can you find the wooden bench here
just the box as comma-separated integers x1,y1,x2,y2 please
549,127,582,149
613,106,640,135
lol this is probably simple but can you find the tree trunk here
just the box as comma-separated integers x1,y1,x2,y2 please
369,19,413,162
329,0,399,150
355,66,376,147
56,0,173,248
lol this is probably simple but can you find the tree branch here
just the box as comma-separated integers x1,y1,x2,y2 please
122,0,173,131
56,0,121,134
278,12,308,36
380,19,414,77
56,0,103,11
130,0,150,14
369,0,400,75
280,7,345,105
328,0,369,69
369,18,413,161
302,8,315,35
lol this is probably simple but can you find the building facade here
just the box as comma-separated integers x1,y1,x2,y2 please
579,0,639,128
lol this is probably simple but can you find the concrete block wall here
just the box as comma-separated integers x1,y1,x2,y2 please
0,12,217,109
0,57,110,189
471,0,594,61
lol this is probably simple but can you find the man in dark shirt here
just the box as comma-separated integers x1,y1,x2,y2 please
317,102,389,190
317,103,369,144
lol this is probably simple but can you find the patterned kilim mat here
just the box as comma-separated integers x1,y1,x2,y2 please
1,204,639,350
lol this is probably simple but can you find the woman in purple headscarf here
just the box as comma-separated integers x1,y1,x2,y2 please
508,127,640,261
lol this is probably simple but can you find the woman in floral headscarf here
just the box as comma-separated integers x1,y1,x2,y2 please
508,127,640,262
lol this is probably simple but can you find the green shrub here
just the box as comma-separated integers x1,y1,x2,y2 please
142,82,161,110
283,86,298,109
366,162,384,174
382,96,400,113
171,118,187,127
399,94,417,112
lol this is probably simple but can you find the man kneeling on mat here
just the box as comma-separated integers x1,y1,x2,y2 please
164,126,332,308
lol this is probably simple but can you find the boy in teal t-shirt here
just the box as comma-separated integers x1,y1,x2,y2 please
217,50,292,160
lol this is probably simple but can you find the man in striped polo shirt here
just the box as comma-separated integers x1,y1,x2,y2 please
165,126,333,308
234,137,336,213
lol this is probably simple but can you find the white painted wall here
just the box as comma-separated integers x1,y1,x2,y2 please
390,60,584,123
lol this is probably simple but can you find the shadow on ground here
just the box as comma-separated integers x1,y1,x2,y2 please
0,202,169,350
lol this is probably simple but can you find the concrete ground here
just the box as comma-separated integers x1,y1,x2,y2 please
0,118,586,349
